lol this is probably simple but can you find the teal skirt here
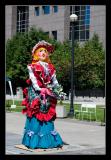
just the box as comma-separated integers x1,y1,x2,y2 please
22,116,63,149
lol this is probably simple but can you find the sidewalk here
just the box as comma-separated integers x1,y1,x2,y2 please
6,112,105,155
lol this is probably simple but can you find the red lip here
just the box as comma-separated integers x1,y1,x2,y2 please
42,54,45,57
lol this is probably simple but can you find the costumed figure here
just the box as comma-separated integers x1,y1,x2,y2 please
21,40,63,149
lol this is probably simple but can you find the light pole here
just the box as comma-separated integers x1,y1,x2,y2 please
68,14,78,118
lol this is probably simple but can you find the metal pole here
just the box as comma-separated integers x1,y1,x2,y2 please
68,22,74,117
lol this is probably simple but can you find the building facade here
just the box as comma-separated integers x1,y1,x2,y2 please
5,5,106,48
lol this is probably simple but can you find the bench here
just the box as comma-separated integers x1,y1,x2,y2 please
81,103,97,121
75,102,97,121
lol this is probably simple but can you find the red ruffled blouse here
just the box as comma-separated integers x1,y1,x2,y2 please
22,62,57,121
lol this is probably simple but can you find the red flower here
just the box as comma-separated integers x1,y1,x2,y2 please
31,98,40,109
29,98,41,115
23,88,28,96
22,98,29,106
26,79,31,85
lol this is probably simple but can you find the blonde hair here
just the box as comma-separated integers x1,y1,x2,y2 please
32,47,51,64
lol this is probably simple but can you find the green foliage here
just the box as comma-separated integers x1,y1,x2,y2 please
50,40,71,94
6,27,50,88
74,33,105,89
65,103,105,122
6,28,105,94
6,27,72,94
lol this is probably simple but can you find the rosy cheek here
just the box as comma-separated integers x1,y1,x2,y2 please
45,53,48,58
38,52,43,57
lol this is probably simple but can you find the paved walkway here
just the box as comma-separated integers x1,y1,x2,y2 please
6,112,105,155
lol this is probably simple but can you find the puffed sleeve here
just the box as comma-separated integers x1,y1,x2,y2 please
50,72,63,97
27,65,41,91
51,73,59,88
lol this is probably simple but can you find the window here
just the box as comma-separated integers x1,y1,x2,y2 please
74,31,79,40
75,6,80,13
86,30,89,39
42,6,50,14
52,31,57,40
70,6,73,14
35,7,39,16
85,5,90,25
17,6,29,33
69,5,90,41
53,6,58,13
80,31,85,40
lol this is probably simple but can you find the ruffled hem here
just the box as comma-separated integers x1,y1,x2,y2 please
35,107,56,121
22,105,56,122
22,95,57,121
22,129,63,149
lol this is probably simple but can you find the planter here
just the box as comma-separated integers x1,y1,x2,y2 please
56,105,67,118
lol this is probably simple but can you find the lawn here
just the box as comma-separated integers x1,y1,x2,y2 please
63,103,105,122
5,100,24,112
6,100,105,122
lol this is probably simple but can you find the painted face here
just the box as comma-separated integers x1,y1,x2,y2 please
34,47,48,61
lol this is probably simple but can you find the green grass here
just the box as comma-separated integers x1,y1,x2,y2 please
6,100,105,122
63,103,105,122
6,100,22,106
5,100,24,112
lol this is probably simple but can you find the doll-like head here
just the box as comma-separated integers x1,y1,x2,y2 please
32,40,54,63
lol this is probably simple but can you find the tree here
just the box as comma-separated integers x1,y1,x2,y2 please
6,27,71,94
50,40,72,94
6,27,50,89
6,28,105,95
74,33,105,89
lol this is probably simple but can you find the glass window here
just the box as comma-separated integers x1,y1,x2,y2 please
81,6,85,10
17,6,29,33
42,6,50,14
80,31,85,39
80,15,85,21
80,20,85,25
69,5,90,42
52,31,57,40
74,25,79,31
53,6,58,13
74,31,79,40
81,10,85,15
35,7,39,16
86,9,90,14
86,5,90,10
85,5,90,25
85,24,89,30
75,10,80,17
70,6,72,14
85,14,90,25
75,6,80,12
86,30,89,39
80,25,85,31
86,14,90,19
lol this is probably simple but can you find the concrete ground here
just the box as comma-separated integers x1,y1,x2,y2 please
6,112,105,155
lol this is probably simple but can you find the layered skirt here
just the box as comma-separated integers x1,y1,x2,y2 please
22,116,63,149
